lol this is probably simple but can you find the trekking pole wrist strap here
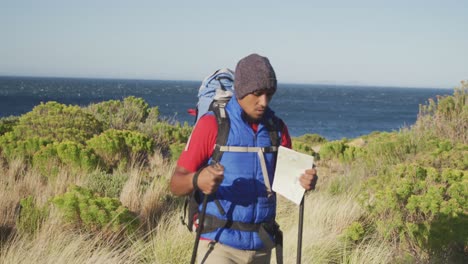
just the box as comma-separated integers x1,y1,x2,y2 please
192,168,203,191
192,164,209,191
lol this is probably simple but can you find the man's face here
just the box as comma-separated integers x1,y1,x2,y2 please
238,89,275,121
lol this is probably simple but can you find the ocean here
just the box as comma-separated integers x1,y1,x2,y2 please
0,76,453,140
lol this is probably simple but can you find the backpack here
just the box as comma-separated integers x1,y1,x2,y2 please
181,68,282,232
193,68,235,123
181,68,234,232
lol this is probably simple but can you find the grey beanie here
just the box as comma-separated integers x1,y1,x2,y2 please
234,53,277,99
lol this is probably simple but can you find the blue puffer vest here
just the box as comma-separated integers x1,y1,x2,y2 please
200,97,281,250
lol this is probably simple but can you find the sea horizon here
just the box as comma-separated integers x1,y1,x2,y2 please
0,75,455,140
0,74,453,90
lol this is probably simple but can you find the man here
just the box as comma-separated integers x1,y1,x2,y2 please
170,53,318,264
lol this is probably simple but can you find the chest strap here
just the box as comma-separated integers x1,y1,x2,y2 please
215,145,278,197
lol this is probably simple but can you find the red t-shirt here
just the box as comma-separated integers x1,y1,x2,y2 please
177,115,292,172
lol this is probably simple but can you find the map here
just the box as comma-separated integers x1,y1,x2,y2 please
272,146,314,205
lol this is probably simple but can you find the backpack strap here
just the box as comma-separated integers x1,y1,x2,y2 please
265,116,282,147
210,100,231,163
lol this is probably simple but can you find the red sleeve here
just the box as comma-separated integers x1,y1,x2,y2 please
280,120,292,149
177,115,218,172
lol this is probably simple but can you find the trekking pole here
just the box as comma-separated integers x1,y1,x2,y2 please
190,194,208,264
190,162,223,264
297,196,305,264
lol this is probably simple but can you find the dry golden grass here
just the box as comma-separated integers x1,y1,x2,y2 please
0,214,141,264
273,179,394,264
0,150,398,264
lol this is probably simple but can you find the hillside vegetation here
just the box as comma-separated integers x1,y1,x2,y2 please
0,82,466,263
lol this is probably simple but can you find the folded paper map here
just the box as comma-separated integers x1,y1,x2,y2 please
272,146,314,205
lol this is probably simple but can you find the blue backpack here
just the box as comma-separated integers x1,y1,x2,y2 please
194,68,235,123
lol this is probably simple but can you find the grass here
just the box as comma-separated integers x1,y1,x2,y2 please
0,152,397,264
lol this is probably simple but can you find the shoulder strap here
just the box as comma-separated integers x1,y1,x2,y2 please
210,101,230,163
265,116,282,147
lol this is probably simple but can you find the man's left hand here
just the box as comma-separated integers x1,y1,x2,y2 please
299,168,318,191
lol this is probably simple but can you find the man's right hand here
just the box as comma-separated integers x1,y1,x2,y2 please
196,163,224,194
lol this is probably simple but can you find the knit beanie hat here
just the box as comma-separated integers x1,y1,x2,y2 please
234,53,277,99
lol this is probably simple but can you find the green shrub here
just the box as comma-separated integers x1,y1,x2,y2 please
169,142,186,161
342,222,366,242
361,164,467,256
0,116,19,136
86,96,150,131
0,132,50,162
51,185,139,234
56,141,101,171
292,134,326,157
328,178,345,196
149,122,192,159
319,140,364,163
152,122,192,145
32,144,60,177
294,133,327,145
16,196,49,235
292,140,316,156
429,143,467,170
12,101,102,143
358,131,419,170
341,146,363,163
415,82,467,144
319,141,346,160
85,171,128,198
138,106,161,136
32,141,101,178
86,129,154,169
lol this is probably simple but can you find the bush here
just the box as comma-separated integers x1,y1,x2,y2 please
16,196,49,235
86,96,150,131
0,116,19,136
138,106,160,135
361,164,467,257
12,101,102,143
295,133,327,145
420,139,468,170
292,141,316,156
291,134,326,157
148,122,192,159
319,141,347,161
414,82,467,144
358,131,419,169
86,129,154,169
169,143,186,161
85,171,129,198
0,132,50,162
319,140,363,163
32,144,60,177
342,221,366,242
51,185,139,234
32,141,101,178
152,122,192,145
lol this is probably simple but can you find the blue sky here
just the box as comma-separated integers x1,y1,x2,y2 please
1,0,466,88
